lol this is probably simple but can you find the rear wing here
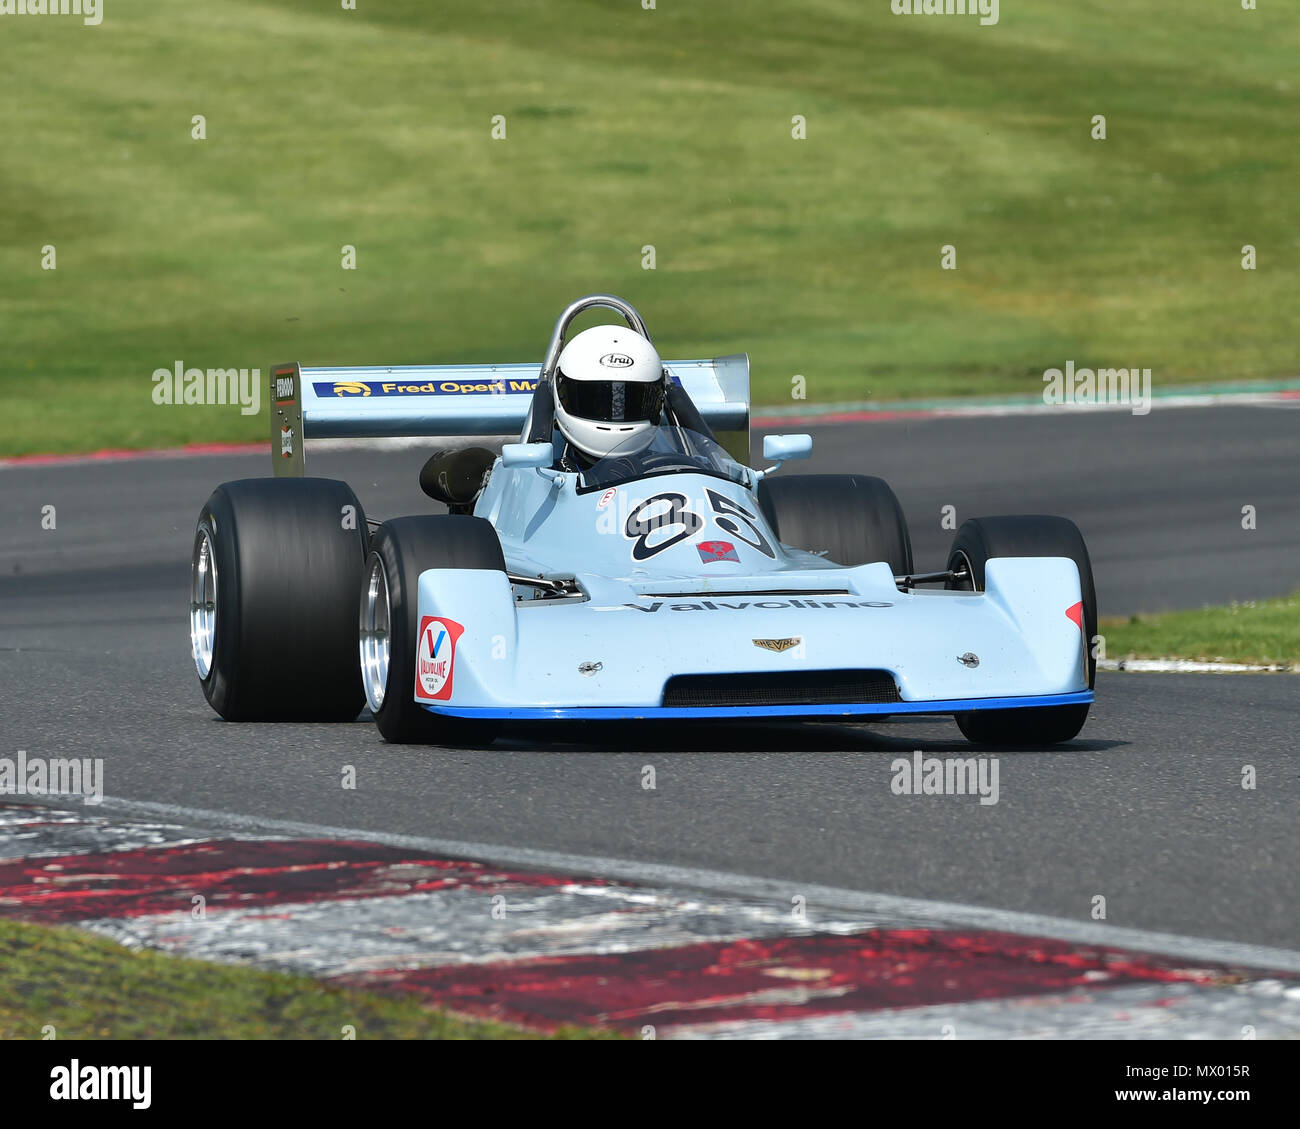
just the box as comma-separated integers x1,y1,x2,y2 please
270,354,751,474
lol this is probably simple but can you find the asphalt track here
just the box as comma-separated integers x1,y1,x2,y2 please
1,403,1297,949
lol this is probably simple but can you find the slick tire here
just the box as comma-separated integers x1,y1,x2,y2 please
361,515,505,745
945,515,1097,745
192,477,368,721
757,474,914,574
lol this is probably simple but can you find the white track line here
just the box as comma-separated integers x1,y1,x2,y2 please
1099,659,1294,674
665,981,1300,1040
41,794,1300,975
83,885,876,977
755,388,1300,424
0,805,226,860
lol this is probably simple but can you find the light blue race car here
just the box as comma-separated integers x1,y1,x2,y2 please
190,294,1096,745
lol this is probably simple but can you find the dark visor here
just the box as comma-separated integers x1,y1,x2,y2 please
556,372,665,424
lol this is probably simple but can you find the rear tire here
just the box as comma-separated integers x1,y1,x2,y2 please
362,516,505,745
757,474,914,573
192,477,368,721
945,515,1096,745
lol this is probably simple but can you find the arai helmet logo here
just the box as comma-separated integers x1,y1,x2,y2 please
599,352,635,369
957,652,980,668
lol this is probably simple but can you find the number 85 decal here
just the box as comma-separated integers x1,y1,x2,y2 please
624,488,775,562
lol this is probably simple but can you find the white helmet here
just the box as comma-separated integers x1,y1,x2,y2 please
553,324,666,460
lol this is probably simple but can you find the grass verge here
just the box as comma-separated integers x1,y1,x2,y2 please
0,918,614,1040
1100,593,1300,666
1,1,1298,453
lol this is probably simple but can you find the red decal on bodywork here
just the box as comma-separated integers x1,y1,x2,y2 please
697,540,739,564
415,616,465,701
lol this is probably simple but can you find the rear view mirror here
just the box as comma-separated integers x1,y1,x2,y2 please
762,434,813,461
501,441,554,469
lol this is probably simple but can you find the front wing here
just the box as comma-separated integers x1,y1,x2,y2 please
411,557,1093,721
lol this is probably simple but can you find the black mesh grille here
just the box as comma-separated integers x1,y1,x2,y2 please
662,670,901,709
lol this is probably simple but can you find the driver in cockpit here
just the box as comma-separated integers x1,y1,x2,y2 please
551,324,668,472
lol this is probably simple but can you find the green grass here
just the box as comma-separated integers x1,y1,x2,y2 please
1100,593,1300,666
2,1,1297,453
0,919,612,1039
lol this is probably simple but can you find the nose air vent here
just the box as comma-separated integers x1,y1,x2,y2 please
662,670,901,708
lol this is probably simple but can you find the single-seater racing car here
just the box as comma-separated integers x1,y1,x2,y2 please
189,294,1097,745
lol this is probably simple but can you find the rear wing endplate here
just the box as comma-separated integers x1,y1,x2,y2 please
270,355,751,474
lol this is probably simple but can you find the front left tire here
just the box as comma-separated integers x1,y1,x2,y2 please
361,515,505,745
945,514,1097,745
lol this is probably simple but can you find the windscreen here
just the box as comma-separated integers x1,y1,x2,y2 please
575,424,749,494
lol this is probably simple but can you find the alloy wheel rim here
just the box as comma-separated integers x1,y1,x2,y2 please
359,554,391,712
190,525,218,679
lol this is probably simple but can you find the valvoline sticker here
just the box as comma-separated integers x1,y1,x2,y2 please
414,616,465,701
